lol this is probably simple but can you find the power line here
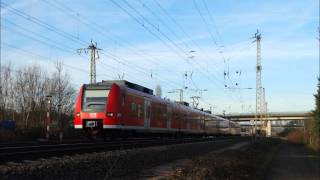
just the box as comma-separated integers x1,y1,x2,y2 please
152,0,228,83
2,25,75,54
192,0,218,47
41,0,226,92
1,42,112,81
190,0,245,104
3,24,174,89
43,0,182,79
2,2,179,89
109,0,187,59
114,0,229,91
131,0,227,90
2,18,76,53
41,0,182,89
135,0,225,92
0,2,87,46
1,24,128,82
2,1,244,109
201,0,224,46
136,0,191,50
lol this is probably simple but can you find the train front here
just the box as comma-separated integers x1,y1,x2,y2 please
73,82,121,137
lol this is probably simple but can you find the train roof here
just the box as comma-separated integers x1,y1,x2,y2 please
85,80,154,95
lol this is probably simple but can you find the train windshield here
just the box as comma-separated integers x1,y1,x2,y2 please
82,89,110,112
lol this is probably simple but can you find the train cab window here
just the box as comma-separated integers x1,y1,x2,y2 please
82,89,109,112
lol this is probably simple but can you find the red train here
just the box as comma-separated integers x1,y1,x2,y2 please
73,80,240,139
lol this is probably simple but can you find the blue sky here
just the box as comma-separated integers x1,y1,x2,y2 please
1,0,319,114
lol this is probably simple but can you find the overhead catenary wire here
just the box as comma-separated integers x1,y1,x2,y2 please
120,0,225,87
136,1,242,105
192,0,219,47
43,0,183,80
1,2,180,89
109,0,188,60
1,24,154,86
1,42,114,80
40,0,182,89
201,0,224,46
190,0,246,105
41,0,228,93
2,1,248,110
152,0,230,81
43,0,182,80
1,31,154,87
0,2,87,47
110,0,229,92
136,0,191,50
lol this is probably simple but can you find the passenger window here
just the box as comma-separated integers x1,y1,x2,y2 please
138,105,142,118
146,106,151,119
131,102,137,113
122,95,126,106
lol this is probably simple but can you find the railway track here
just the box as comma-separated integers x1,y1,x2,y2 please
0,136,243,164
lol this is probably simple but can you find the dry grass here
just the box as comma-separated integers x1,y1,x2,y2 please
287,130,304,144
0,129,16,142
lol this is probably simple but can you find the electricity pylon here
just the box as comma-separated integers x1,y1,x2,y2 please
77,41,102,84
253,29,262,136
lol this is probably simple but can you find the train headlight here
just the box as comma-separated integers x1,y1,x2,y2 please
76,112,80,117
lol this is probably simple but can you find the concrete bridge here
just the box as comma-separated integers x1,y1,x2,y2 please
222,111,311,122
220,112,312,136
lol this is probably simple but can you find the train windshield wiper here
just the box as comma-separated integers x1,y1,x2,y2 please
86,102,105,106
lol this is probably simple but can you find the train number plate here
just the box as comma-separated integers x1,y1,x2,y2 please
86,121,97,127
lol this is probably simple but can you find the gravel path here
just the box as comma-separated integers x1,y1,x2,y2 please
149,138,279,180
137,142,249,179
266,142,320,180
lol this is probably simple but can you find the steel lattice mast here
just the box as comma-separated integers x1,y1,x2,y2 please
77,41,101,84
254,30,262,135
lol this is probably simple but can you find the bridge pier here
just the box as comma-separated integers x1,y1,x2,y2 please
266,120,271,137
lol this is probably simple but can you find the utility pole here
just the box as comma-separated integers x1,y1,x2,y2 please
77,41,101,84
253,29,262,138
45,95,52,140
209,104,217,114
318,26,320,81
168,89,184,102
179,89,183,102
190,96,200,108
57,63,63,142
0,37,2,121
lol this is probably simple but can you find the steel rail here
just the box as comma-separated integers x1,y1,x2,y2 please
0,136,244,164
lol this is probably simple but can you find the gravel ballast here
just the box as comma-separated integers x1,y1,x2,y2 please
0,139,242,180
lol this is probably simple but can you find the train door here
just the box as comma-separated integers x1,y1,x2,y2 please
166,105,172,129
144,99,151,128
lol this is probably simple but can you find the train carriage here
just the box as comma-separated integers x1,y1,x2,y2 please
73,80,240,138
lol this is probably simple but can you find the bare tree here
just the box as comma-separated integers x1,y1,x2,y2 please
50,61,76,115
0,63,15,120
14,65,48,129
1,62,76,137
